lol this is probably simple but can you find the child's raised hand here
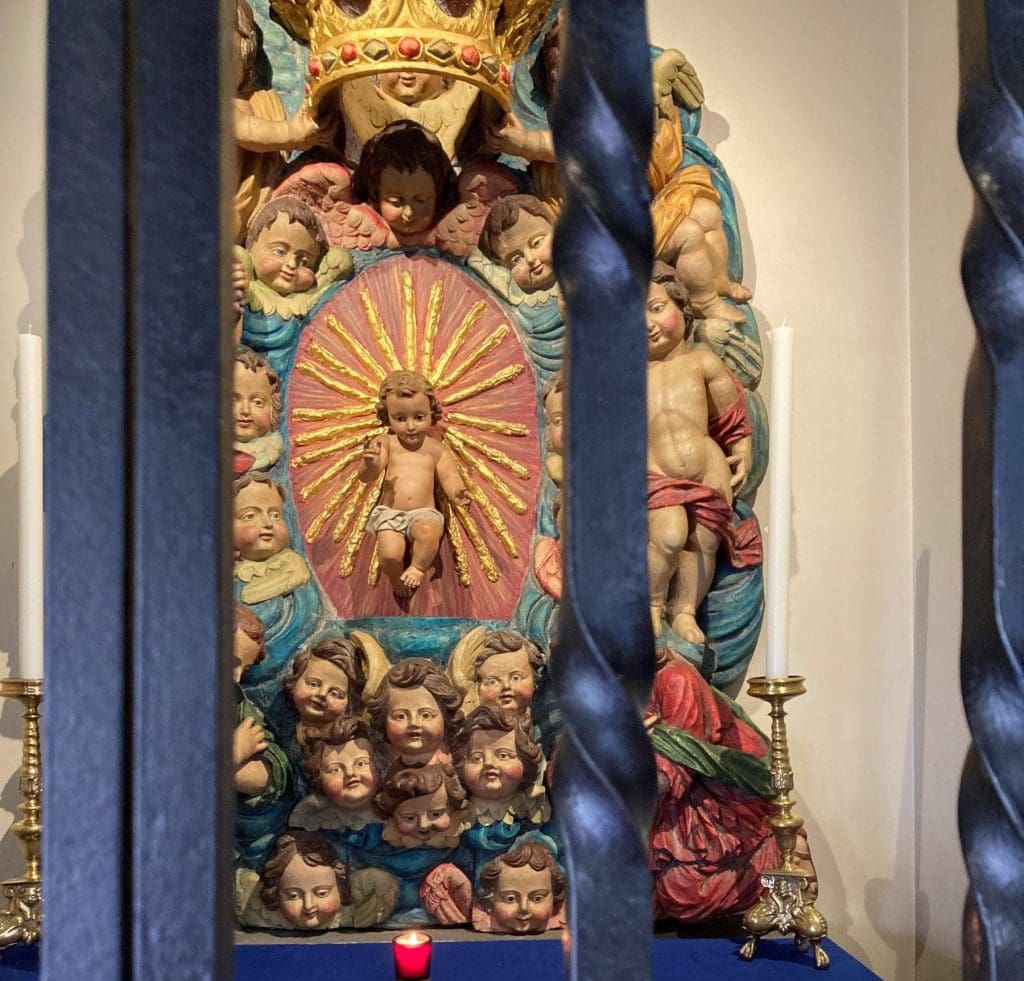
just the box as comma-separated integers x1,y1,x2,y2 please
233,717,268,767
362,436,383,463
287,104,339,152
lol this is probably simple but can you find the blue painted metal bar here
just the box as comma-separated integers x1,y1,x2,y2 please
548,0,657,978
957,0,1024,975
43,1,131,977
127,0,235,976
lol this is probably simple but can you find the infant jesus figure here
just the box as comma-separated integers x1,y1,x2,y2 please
359,370,470,596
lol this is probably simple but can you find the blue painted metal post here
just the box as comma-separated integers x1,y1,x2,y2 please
958,0,1024,976
549,1,658,979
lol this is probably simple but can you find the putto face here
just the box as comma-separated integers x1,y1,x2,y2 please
393,785,452,841
378,71,446,106
543,389,563,455
645,280,686,361
233,482,289,561
233,363,275,442
277,854,342,929
377,166,437,237
385,685,445,758
384,390,433,450
250,212,320,296
462,728,524,801
476,648,535,715
491,863,555,934
319,739,378,810
292,658,350,726
493,213,556,293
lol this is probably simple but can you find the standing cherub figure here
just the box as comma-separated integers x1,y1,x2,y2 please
645,263,761,645
359,370,470,596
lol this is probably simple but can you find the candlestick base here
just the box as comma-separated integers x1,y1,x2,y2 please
0,679,43,949
737,676,829,970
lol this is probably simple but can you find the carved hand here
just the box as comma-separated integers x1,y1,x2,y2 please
233,717,267,767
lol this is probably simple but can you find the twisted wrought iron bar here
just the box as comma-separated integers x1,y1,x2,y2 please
958,1,1024,975
549,1,657,978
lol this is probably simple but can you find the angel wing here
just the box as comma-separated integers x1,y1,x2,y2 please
268,0,313,42
446,624,489,713
500,0,558,63
434,200,488,258
350,629,392,703
457,160,521,206
651,48,704,117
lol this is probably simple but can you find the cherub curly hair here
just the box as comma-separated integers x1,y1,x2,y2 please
472,630,545,679
364,658,464,744
302,715,389,791
477,840,566,913
374,370,443,428
371,761,468,820
259,831,351,911
235,346,283,428
244,195,327,258
284,636,366,714
450,705,543,789
478,194,553,263
233,470,286,501
233,603,267,668
651,260,696,341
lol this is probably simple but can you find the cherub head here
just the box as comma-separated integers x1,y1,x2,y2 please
232,603,267,683
375,370,443,450
259,831,350,930
376,70,448,107
647,261,696,360
233,346,281,444
353,121,457,237
284,636,365,729
540,372,564,455
472,631,544,716
372,762,468,845
479,195,556,294
303,716,387,812
452,706,542,804
245,197,327,297
233,473,289,562
364,658,463,762
478,840,566,934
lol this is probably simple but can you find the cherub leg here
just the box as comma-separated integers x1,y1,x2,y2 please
648,506,690,638
688,197,752,304
402,518,443,592
666,522,719,645
377,530,410,596
663,216,746,324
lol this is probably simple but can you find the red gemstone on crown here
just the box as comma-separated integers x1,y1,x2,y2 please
308,58,322,77
460,44,481,69
341,42,359,63
397,36,422,58
500,64,511,86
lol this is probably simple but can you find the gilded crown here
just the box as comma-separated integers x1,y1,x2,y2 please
271,0,555,111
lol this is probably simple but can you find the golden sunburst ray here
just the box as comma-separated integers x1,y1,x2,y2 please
442,364,525,406
292,405,376,422
292,426,385,468
291,418,377,448
420,280,445,375
430,300,487,383
326,314,386,383
295,361,369,402
368,546,381,587
299,447,363,502
402,272,417,370
453,460,518,558
359,287,401,371
340,479,384,576
305,469,363,543
439,495,472,587
332,477,375,544
445,426,531,480
308,343,377,394
450,498,500,583
436,324,511,390
444,436,528,514
445,412,529,437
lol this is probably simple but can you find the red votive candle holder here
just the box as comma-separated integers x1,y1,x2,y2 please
392,931,432,980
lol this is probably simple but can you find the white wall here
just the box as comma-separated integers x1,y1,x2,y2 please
0,0,48,881
0,1,974,974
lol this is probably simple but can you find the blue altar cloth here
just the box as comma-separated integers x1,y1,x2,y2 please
0,938,881,979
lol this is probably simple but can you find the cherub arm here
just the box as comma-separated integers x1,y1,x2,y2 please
701,350,753,493
234,100,338,154
235,759,271,797
436,446,470,508
482,113,556,163
358,435,388,483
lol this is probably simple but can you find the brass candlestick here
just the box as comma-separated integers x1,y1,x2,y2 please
738,676,828,970
0,679,42,948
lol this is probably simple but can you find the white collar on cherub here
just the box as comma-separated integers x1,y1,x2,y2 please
235,244,354,321
289,793,378,833
234,547,303,583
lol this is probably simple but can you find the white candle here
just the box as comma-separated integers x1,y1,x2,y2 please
764,324,794,679
16,331,45,679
